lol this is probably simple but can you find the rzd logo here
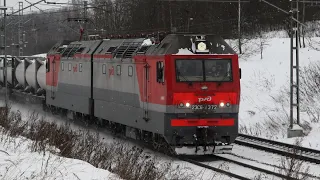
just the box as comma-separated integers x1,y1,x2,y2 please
109,66,114,76
73,64,78,72
198,96,212,103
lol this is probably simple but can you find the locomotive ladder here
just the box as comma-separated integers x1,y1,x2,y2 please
51,57,56,99
143,63,150,122
289,0,300,129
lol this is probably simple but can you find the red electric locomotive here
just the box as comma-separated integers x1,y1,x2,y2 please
44,33,241,155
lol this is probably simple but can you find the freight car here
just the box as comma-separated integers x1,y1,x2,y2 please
0,34,241,155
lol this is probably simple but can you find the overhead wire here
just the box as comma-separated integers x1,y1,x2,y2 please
6,0,320,45
25,0,82,34
22,8,81,15
5,0,300,40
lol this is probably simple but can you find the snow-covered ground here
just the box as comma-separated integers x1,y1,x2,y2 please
0,130,121,180
226,31,320,149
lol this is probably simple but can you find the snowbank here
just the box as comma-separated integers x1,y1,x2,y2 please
176,48,194,55
0,132,121,180
142,38,154,46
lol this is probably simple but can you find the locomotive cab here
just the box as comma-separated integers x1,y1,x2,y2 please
160,35,241,155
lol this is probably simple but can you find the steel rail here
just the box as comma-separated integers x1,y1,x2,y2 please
211,155,297,179
212,154,320,180
236,134,320,164
180,157,251,180
181,154,305,180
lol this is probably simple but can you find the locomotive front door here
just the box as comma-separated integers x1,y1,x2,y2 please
143,62,150,121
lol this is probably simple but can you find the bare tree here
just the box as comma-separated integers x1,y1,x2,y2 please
278,138,310,180
258,30,269,59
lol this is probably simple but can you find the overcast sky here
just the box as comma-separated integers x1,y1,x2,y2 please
1,0,70,13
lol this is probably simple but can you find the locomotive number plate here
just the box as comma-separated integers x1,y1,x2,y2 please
191,105,217,110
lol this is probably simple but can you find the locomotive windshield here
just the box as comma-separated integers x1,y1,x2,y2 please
175,59,232,82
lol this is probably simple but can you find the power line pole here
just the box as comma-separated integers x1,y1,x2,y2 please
18,2,24,56
169,0,173,32
0,0,8,114
302,1,306,48
84,0,88,40
32,19,38,53
238,0,242,54
4,0,7,115
10,7,16,56
289,0,301,134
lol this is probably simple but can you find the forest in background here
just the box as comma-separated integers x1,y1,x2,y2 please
3,0,320,55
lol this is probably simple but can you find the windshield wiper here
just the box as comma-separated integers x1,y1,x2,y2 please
177,70,193,86
217,71,232,86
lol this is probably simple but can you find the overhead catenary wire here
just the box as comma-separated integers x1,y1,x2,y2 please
24,0,81,35
3,7,290,40
3,0,318,56
4,0,300,36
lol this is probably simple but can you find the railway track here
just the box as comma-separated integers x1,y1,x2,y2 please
180,134,320,180
235,134,320,164
180,155,303,180
214,153,320,180
180,157,251,180
181,153,320,180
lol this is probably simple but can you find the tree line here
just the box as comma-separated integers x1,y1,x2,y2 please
4,0,320,56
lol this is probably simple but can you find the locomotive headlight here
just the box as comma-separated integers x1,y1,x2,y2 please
185,102,191,108
179,103,184,107
197,42,207,51
219,102,225,107
226,102,231,107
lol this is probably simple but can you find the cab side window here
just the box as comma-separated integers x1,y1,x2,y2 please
156,61,164,83
46,58,50,72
